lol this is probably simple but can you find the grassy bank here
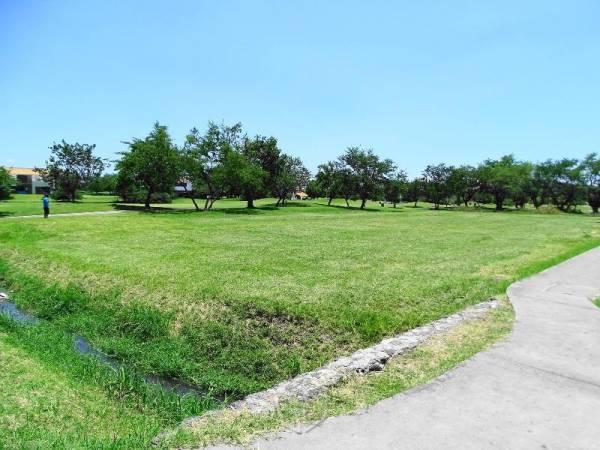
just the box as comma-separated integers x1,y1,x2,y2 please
0,332,159,448
0,311,219,448
162,299,514,448
1,201,598,400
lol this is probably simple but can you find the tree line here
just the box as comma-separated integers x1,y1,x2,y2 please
22,121,600,213
115,122,310,209
308,153,600,213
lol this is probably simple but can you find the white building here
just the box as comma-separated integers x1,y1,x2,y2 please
7,167,50,194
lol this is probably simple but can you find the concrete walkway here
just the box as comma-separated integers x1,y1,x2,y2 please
2,210,127,219
242,247,600,449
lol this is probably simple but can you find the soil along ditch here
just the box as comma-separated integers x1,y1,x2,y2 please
0,290,217,399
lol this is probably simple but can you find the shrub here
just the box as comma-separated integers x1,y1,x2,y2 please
51,188,83,201
119,191,172,204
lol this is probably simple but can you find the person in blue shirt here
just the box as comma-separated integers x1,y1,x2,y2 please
42,193,50,218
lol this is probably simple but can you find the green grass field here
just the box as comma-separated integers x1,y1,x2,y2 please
0,193,292,216
0,331,163,448
0,194,118,217
1,198,599,447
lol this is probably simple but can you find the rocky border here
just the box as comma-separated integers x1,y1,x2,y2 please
182,298,499,428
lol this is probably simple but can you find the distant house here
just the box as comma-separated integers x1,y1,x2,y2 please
174,180,193,195
7,167,50,194
291,191,309,200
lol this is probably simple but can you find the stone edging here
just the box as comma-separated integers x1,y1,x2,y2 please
182,298,499,427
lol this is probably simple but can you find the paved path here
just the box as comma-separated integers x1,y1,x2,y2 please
239,247,600,449
1,210,127,219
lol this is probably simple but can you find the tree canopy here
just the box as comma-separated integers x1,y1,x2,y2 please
0,167,15,200
35,141,106,202
116,122,181,208
337,147,395,209
581,153,600,213
36,119,600,214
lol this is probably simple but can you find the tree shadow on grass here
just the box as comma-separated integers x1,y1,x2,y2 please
428,204,595,216
114,203,267,215
114,204,201,214
114,200,423,216
315,202,406,213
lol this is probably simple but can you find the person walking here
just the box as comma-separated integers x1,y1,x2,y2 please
42,193,50,218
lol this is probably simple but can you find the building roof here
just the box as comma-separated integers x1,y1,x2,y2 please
7,167,38,176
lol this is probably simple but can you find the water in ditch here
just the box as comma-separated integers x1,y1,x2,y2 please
1,294,210,398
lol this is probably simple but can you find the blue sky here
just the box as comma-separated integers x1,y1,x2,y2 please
1,0,599,176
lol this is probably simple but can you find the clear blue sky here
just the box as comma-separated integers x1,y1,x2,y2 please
1,0,599,176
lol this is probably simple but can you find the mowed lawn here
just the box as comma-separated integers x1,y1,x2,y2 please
0,332,163,448
1,202,599,399
0,194,118,216
0,193,288,216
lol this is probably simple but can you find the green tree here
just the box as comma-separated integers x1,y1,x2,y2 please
305,179,323,199
315,161,340,206
87,174,118,194
182,122,244,210
220,148,266,208
272,154,310,206
383,171,408,207
479,155,530,210
523,161,554,209
336,163,356,208
242,135,281,198
422,163,452,209
508,161,533,209
580,153,600,213
447,165,480,207
339,147,395,209
0,167,15,200
35,141,106,202
404,177,424,207
116,122,181,209
546,158,584,212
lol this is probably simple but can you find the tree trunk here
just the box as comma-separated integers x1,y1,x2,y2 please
209,198,217,210
144,191,152,209
183,185,200,211
360,198,367,209
328,197,333,206
495,195,503,211
592,205,599,214
276,198,281,207
247,198,255,208
203,197,210,211
345,198,350,208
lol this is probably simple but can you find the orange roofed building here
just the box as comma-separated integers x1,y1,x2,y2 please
5,167,50,194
